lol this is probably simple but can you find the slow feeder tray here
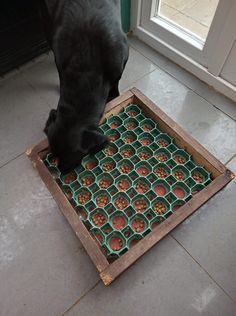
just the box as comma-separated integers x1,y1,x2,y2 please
27,88,234,285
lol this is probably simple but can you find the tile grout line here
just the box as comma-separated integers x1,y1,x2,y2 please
121,67,158,92
62,281,101,315
225,153,236,166
171,235,236,305
0,152,25,170
129,40,236,123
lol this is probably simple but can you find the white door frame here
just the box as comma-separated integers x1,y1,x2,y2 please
131,0,236,101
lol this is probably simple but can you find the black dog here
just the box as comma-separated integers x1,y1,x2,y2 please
40,0,129,173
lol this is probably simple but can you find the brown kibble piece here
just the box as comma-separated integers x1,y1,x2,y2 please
126,122,136,130
153,201,167,214
158,139,168,147
156,153,168,162
115,197,128,210
139,151,150,160
154,167,168,178
64,173,77,184
140,138,151,145
142,124,152,131
128,111,137,117
105,146,116,156
192,172,204,183
96,195,109,207
174,171,185,181
174,155,185,164
102,162,114,172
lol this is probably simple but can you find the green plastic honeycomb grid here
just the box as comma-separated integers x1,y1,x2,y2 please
44,104,212,262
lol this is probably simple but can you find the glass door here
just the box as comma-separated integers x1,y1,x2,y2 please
139,0,235,71
157,0,219,42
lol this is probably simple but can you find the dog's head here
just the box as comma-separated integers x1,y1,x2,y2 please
44,109,109,174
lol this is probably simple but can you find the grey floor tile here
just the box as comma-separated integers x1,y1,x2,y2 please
20,52,60,109
172,177,236,299
129,35,169,69
227,155,236,175
65,237,236,316
129,36,236,121
0,74,50,167
0,156,99,316
119,47,157,92
135,69,236,163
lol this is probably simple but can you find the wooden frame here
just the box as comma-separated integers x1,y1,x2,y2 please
26,88,234,285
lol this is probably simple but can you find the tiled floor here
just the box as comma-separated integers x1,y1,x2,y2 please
0,36,236,316
159,0,219,40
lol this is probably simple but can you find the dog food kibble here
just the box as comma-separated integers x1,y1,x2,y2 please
156,153,168,162
121,148,133,158
109,237,123,251
137,166,149,176
77,207,87,220
112,216,126,230
192,172,204,183
132,219,145,233
174,171,185,181
51,157,59,166
92,213,106,227
115,197,128,210
78,191,91,204
154,167,168,178
109,134,119,142
142,124,152,131
102,162,114,172
135,181,149,194
126,122,136,130
158,139,168,147
86,161,97,170
140,138,151,145
124,231,131,238
117,179,130,191
105,146,116,156
124,135,134,144
128,111,137,117
82,176,94,186
174,155,186,164
110,122,119,129
65,190,73,199
134,199,148,212
139,151,150,160
99,178,111,189
96,195,109,207
153,201,167,214
120,164,132,174
64,172,77,184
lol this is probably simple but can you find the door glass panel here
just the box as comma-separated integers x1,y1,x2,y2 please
156,0,219,40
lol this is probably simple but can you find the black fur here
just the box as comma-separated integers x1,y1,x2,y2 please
40,0,129,173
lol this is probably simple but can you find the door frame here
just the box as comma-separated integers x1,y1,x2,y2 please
131,0,236,101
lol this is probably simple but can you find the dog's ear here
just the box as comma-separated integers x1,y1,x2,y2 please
81,129,109,154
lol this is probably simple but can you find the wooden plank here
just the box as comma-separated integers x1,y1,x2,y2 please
131,88,226,178
26,149,109,273
101,90,134,122
100,170,234,285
